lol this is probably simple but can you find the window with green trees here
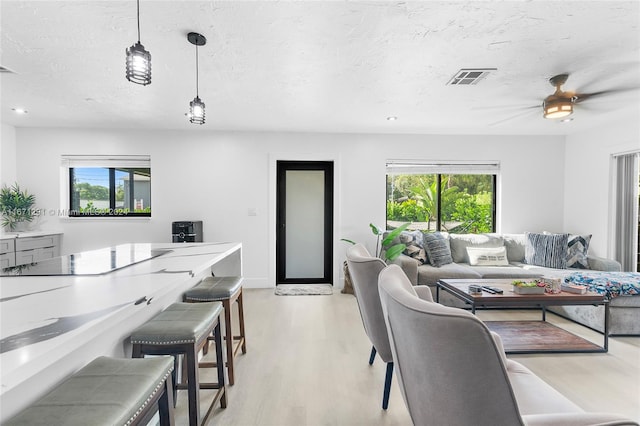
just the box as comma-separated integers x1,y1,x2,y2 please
386,161,497,234
62,155,151,217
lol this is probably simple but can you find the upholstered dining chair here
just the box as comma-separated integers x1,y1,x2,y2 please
345,243,433,410
377,264,638,426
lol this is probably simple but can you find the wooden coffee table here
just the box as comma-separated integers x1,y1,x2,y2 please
436,278,609,353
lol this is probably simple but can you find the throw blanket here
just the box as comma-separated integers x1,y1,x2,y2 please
565,272,640,299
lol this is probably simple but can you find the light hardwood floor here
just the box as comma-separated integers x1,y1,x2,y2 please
176,289,640,425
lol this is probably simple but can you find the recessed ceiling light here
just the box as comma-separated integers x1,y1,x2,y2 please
387,116,398,121
560,117,574,123
11,108,28,114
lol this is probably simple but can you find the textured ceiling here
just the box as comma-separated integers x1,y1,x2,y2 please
1,1,639,135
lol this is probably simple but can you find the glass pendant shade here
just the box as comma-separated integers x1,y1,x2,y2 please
190,96,205,125
126,42,152,85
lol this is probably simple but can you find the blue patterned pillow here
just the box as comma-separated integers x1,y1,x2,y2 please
422,232,452,267
567,234,591,269
525,232,568,269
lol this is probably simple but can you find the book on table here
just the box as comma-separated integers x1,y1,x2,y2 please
561,283,588,294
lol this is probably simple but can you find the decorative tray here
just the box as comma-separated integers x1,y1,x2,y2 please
512,280,546,294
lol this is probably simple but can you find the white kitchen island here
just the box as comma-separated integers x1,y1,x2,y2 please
0,242,242,422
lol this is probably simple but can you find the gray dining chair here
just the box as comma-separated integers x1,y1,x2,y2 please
345,243,433,410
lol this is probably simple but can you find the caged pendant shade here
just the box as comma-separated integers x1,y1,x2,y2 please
126,0,151,85
188,32,207,125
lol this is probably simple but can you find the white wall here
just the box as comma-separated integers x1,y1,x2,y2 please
1,124,17,184
564,113,640,258
13,127,566,288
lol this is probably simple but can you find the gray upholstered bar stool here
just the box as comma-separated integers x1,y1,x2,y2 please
5,356,175,426
183,276,246,386
130,302,226,426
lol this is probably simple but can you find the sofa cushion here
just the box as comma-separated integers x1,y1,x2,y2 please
449,234,504,263
470,265,544,280
566,234,591,269
422,232,453,267
417,262,482,285
502,234,526,262
524,232,568,269
467,246,509,266
399,230,427,264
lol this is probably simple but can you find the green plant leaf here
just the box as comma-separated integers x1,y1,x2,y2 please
340,238,356,245
369,223,381,236
381,222,410,248
384,244,407,262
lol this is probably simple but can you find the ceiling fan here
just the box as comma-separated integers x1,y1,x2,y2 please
488,72,637,126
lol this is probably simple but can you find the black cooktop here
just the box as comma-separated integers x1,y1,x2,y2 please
1,244,171,276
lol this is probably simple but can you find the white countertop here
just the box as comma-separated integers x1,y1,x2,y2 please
0,241,242,421
0,230,63,239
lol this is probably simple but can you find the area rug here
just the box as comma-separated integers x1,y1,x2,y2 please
275,284,333,296
484,321,603,353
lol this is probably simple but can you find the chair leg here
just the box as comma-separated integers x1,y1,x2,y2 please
368,346,377,365
185,346,200,426
382,362,394,410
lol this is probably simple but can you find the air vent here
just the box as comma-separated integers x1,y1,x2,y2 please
0,66,16,74
447,68,496,85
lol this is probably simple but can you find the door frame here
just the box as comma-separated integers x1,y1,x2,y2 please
268,153,340,288
276,160,334,284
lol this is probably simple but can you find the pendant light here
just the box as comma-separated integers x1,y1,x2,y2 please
125,0,152,85
188,32,206,125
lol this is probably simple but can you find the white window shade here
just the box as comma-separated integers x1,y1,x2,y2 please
61,155,150,168
386,160,500,175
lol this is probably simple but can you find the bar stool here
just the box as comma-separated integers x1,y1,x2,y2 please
184,276,246,386
130,302,226,426
4,356,175,426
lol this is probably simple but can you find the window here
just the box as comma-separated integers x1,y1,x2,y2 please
386,161,498,233
62,155,151,217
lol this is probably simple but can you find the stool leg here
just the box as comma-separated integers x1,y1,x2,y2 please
223,299,235,386
214,320,228,408
158,370,175,426
185,345,200,426
237,289,247,354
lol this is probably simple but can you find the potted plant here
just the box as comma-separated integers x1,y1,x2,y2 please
341,222,410,294
0,183,37,231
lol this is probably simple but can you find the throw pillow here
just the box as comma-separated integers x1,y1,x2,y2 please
449,234,504,263
422,232,453,267
399,230,428,264
524,232,569,269
466,246,509,266
566,234,591,269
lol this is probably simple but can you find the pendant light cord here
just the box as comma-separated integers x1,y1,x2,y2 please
136,0,141,43
195,44,200,97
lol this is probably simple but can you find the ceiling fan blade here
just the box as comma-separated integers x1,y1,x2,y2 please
473,104,539,111
574,87,640,103
488,108,540,127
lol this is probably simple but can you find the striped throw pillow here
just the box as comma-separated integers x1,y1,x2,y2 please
524,232,569,269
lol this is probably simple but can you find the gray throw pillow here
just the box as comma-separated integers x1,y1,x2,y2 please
524,232,568,269
422,232,453,267
567,234,591,269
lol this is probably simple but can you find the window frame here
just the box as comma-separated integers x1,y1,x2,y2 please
61,155,151,218
385,160,499,233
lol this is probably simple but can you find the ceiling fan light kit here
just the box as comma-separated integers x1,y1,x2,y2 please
543,73,573,119
125,0,151,86
543,98,573,119
187,32,207,125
